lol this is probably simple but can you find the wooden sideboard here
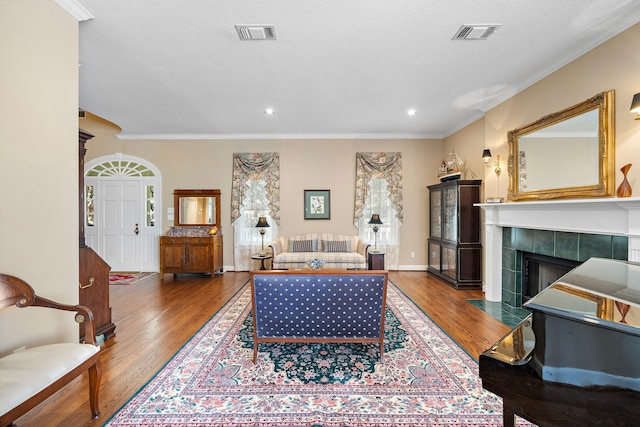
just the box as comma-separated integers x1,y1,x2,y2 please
159,235,223,279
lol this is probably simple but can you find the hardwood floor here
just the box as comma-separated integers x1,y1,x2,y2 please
13,271,512,427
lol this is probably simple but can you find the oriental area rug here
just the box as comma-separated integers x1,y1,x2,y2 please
103,281,534,427
108,272,157,286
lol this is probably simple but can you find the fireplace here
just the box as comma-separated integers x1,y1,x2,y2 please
479,198,640,304
522,252,581,303
497,227,625,307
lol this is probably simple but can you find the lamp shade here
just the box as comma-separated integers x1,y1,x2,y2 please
255,217,270,228
631,93,640,118
482,149,492,161
368,214,383,225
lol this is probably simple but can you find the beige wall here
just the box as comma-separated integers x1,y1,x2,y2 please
4,2,640,355
443,116,486,189
447,22,640,200
82,122,443,268
445,22,640,289
0,0,80,355
479,22,640,198
83,22,640,273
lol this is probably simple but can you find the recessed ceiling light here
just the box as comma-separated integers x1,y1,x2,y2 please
265,108,275,115
407,109,417,116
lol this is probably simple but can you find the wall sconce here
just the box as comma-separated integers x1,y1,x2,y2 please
255,216,270,255
630,93,640,120
481,149,504,203
482,149,501,177
368,214,383,252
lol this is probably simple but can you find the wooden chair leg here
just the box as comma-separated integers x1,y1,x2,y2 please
502,401,516,427
88,360,102,418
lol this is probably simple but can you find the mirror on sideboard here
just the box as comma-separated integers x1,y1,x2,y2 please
174,189,221,227
507,90,615,201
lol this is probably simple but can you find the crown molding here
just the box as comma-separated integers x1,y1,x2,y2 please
55,0,94,21
115,132,443,141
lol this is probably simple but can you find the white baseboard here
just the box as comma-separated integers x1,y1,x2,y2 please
223,265,428,272
397,264,428,271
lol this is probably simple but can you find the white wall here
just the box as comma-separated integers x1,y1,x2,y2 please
0,0,80,355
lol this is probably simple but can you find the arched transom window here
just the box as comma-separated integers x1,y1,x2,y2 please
86,160,156,177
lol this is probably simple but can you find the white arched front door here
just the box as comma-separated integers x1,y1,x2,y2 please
84,154,162,272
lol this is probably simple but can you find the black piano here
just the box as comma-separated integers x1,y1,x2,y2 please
479,258,640,426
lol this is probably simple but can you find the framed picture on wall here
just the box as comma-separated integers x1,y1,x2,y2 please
304,190,331,220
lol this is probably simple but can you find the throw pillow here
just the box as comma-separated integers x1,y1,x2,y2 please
323,240,351,252
289,239,317,252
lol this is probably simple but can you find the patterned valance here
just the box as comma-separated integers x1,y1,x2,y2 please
231,153,280,225
354,152,403,224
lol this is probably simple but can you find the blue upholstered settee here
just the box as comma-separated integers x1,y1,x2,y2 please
250,270,388,363
268,232,370,270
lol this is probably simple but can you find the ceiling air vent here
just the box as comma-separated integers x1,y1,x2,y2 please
453,24,500,40
235,25,277,40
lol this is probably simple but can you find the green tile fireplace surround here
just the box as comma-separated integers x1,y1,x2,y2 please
501,227,628,307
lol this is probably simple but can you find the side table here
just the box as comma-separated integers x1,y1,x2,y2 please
251,254,272,270
368,251,385,270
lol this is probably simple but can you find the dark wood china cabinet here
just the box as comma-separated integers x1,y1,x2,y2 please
427,179,482,289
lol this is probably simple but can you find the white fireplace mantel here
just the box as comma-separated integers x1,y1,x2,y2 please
478,197,640,301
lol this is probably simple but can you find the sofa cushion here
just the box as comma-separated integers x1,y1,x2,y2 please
289,239,317,252
273,251,365,267
322,240,351,253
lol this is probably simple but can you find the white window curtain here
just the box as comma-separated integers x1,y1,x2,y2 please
230,153,280,271
354,152,403,270
233,179,279,271
357,178,401,269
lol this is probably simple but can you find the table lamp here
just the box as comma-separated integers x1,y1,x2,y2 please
368,214,383,252
255,216,270,256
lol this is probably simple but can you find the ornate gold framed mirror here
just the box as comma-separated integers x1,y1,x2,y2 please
174,189,221,227
507,90,615,201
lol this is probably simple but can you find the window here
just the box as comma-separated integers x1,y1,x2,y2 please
233,179,278,253
230,153,280,271
357,178,400,269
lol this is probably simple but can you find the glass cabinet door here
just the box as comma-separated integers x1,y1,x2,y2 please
442,187,458,242
430,189,441,238
441,246,457,280
428,242,440,271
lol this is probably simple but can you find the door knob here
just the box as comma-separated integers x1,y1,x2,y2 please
134,223,139,235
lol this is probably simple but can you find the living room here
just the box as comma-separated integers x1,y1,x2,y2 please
3,1,640,425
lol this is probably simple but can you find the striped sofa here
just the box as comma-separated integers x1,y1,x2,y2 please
268,233,370,270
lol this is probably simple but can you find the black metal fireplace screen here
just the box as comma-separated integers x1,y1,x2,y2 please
522,252,581,303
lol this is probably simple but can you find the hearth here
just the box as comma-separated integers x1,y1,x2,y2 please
522,252,580,303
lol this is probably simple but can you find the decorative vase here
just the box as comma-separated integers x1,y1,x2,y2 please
615,301,631,324
306,258,325,270
616,163,632,198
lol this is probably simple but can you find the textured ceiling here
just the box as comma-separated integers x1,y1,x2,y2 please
76,0,640,139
